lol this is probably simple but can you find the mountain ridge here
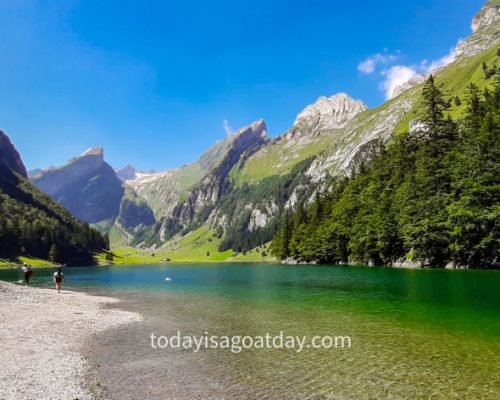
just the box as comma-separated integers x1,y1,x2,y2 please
31,147,125,223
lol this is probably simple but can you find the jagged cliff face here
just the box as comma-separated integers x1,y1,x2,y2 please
150,97,364,248
0,130,27,177
269,92,373,182
31,148,125,223
160,119,269,239
472,1,500,33
126,135,233,221
455,1,500,58
306,93,414,182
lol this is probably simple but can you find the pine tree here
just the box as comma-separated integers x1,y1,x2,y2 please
483,61,489,79
421,75,448,134
270,210,294,260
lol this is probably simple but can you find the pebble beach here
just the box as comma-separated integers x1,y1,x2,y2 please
0,281,141,400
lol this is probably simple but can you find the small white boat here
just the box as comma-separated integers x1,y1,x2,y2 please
164,277,172,282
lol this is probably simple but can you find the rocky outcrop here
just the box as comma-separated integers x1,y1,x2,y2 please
392,74,428,99
472,2,500,32
161,120,269,237
248,209,269,231
293,93,367,129
305,95,414,184
455,2,500,59
0,130,27,177
285,94,366,141
31,148,125,223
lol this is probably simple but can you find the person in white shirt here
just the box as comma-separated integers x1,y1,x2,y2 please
21,264,32,286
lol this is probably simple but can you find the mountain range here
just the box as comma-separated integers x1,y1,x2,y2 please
2,1,499,264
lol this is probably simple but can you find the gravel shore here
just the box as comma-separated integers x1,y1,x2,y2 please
0,281,141,400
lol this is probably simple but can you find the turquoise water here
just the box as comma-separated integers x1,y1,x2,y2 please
2,263,500,399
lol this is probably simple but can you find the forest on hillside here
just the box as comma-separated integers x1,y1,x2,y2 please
271,72,500,268
0,166,109,265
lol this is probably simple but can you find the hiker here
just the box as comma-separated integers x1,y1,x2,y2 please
53,267,64,293
21,264,33,286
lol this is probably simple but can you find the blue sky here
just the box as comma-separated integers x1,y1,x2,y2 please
0,0,485,171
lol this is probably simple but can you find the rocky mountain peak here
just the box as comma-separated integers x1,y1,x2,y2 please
472,2,500,32
32,146,110,197
31,146,124,223
235,119,268,140
162,119,270,237
116,164,137,181
294,93,367,129
0,130,27,177
80,147,104,160
213,119,269,178
455,1,500,59
55,146,106,175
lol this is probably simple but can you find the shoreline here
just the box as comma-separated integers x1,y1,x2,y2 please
0,259,279,270
0,281,142,400
3,260,498,271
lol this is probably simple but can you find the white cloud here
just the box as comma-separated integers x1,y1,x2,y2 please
223,119,233,136
358,53,398,74
374,45,458,99
422,47,456,73
380,65,418,100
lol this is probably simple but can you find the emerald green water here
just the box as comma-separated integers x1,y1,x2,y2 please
2,263,500,399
